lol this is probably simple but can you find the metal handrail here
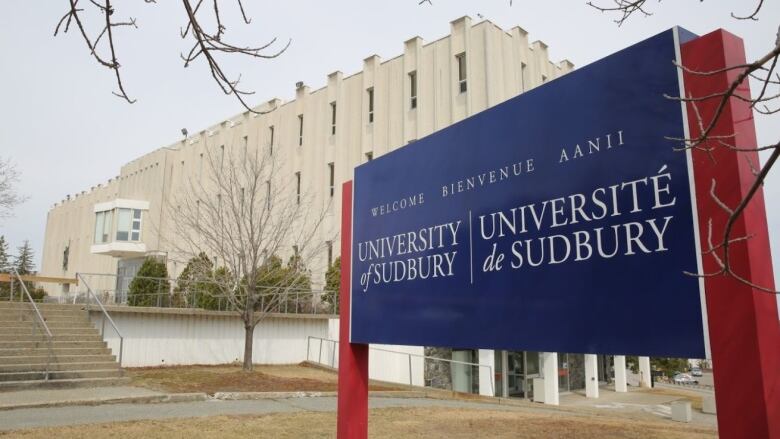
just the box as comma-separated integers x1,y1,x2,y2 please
10,268,54,380
76,273,124,367
306,336,495,396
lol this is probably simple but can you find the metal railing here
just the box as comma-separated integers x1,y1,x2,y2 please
9,269,54,380
66,273,338,316
305,336,494,396
76,273,124,367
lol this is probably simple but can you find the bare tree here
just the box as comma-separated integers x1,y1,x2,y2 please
588,0,779,293
54,1,289,112
167,141,331,371
0,157,27,221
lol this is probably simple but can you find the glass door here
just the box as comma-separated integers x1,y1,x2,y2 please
524,351,540,399
506,352,525,397
558,353,571,393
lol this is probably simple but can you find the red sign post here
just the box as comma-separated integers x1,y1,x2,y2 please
682,29,780,438
336,181,369,439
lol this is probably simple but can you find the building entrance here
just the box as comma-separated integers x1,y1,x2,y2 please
496,351,540,399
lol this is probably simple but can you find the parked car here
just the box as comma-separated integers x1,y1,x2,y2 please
673,373,699,385
691,367,703,377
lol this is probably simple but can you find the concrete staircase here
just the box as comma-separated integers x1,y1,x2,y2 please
0,301,128,390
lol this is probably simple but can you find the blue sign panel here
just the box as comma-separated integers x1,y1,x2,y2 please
351,28,706,358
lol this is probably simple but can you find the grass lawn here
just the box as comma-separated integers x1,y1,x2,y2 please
127,363,401,394
0,407,717,438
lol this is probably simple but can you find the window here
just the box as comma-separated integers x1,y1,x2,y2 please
327,241,333,267
242,136,248,158
298,114,304,146
295,172,301,204
199,153,204,178
115,208,142,242
541,74,548,83
409,71,417,109
330,102,337,135
269,125,275,155
220,144,225,165
93,210,112,244
365,152,373,162
328,162,335,197
62,245,70,271
520,62,527,91
456,52,467,93
265,180,271,209
367,88,374,123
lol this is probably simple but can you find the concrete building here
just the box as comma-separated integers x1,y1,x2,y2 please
41,17,649,401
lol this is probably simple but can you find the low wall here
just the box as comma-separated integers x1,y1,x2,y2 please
87,307,426,387
88,307,332,368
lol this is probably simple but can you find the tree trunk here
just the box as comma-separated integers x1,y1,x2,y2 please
243,308,255,371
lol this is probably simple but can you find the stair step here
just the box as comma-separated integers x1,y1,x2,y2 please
0,340,107,349
0,361,120,373
0,376,131,391
0,328,98,336
0,302,86,310
0,354,116,365
0,320,93,329
0,308,89,319
0,369,124,382
0,334,104,342
0,315,90,323
0,347,112,357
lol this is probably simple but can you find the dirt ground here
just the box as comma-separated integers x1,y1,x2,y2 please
127,363,400,394
0,407,717,439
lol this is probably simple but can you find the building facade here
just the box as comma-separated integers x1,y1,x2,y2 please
42,16,573,294
40,17,624,400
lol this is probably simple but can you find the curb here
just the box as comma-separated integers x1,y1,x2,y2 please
212,390,427,401
0,390,430,411
0,392,208,411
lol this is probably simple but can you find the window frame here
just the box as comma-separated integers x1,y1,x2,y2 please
298,114,304,146
409,70,417,109
367,87,374,123
330,102,337,135
456,52,467,93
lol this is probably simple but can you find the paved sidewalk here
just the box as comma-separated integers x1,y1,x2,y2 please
0,386,165,410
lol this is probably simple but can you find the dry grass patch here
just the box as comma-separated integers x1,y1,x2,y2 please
128,363,400,394
0,407,717,439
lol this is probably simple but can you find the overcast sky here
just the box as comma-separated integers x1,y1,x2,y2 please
1,1,779,296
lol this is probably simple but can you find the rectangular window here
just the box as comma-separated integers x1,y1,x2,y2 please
295,171,301,204
520,62,527,92
265,180,271,209
365,152,373,162
456,52,467,93
409,71,417,109
108,208,142,242
328,162,335,197
269,125,275,155
131,209,141,241
94,210,112,244
330,102,337,135
327,241,333,267
116,208,131,241
367,88,374,123
298,115,304,146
